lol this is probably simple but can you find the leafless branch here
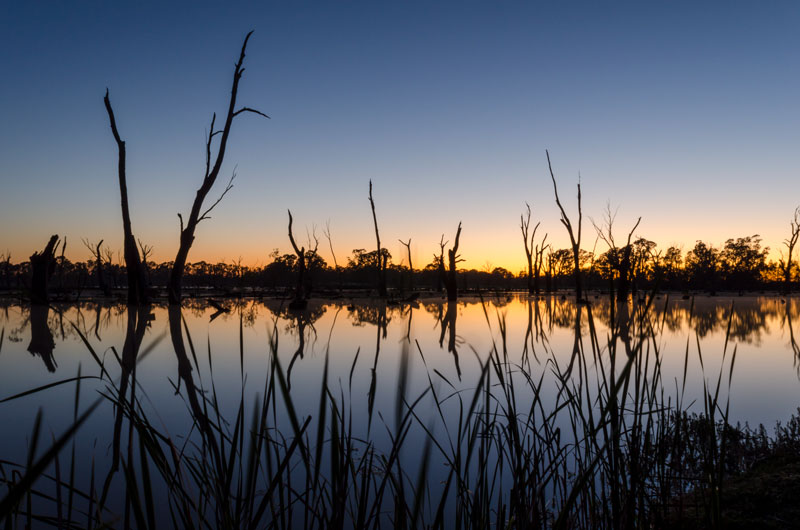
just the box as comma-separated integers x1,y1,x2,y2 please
198,169,236,222
232,107,270,119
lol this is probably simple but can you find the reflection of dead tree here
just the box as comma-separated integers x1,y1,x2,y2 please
399,238,413,291
783,207,800,295
785,301,800,377
104,90,149,305
111,304,151,470
445,223,463,301
286,312,310,388
547,150,584,303
168,32,268,304
83,238,110,296
403,305,413,343
29,235,60,304
367,303,388,432
287,210,311,310
27,304,56,372
438,302,461,380
368,180,387,297
520,203,541,294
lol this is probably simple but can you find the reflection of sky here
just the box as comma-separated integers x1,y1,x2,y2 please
0,295,799,519
2,2,800,271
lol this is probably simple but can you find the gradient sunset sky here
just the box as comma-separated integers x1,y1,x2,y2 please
2,1,799,273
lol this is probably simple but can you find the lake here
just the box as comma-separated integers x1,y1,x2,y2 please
1,293,799,526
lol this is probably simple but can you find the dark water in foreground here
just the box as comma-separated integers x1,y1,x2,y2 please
1,294,799,525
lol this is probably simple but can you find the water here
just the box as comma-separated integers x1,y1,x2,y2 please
1,294,799,524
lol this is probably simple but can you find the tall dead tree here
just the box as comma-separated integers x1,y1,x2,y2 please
399,238,413,291
547,150,584,302
167,31,269,304
784,206,800,295
287,210,310,310
520,203,541,294
104,90,149,305
444,222,463,301
436,235,447,293
323,220,339,270
533,233,549,295
29,235,59,304
82,238,110,296
368,180,387,297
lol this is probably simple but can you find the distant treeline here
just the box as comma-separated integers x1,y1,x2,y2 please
0,234,796,296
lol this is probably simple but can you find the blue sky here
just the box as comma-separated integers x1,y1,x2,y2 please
1,1,799,270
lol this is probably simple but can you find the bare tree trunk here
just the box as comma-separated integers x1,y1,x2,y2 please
368,180,387,297
520,203,540,295
287,210,308,309
168,32,268,304
399,238,412,291
30,235,59,304
547,150,584,303
104,91,149,305
784,207,800,295
436,235,447,293
445,222,462,301
534,234,548,296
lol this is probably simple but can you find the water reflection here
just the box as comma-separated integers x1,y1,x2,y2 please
27,305,56,372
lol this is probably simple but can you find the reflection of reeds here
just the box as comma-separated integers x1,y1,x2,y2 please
1,300,799,528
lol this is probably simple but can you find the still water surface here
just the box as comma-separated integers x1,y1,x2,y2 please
1,294,799,517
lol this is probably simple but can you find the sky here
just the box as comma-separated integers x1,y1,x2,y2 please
1,1,800,273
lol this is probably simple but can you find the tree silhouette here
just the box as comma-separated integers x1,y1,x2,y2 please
593,203,641,302
104,90,149,305
82,238,109,296
547,150,584,302
399,238,413,291
444,222,462,301
520,203,541,294
783,207,800,295
29,235,59,304
167,32,269,304
368,180,387,297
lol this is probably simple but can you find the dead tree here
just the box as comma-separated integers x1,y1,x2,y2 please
444,222,463,301
368,180,387,297
323,220,339,270
399,238,413,291
436,235,447,293
784,206,800,295
547,150,585,302
593,203,641,302
520,203,541,294
533,233,549,295
104,90,149,305
287,210,308,309
167,32,269,304
29,235,59,304
138,239,153,284
82,238,110,296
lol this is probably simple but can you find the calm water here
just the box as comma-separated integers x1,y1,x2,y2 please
1,294,799,521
